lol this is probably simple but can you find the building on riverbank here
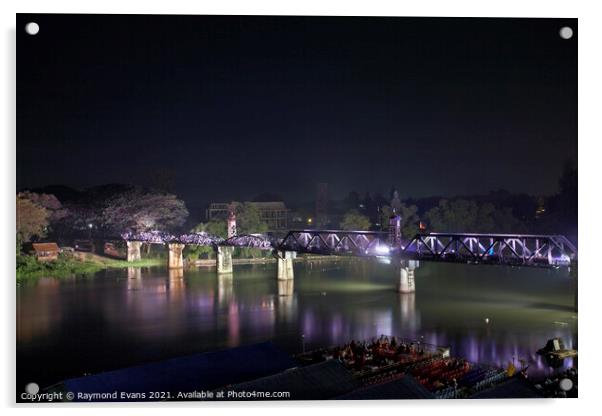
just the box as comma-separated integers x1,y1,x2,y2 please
31,242,60,262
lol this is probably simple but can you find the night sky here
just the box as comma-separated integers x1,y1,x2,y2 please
17,14,577,211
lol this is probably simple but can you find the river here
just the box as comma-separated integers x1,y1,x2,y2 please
16,259,577,391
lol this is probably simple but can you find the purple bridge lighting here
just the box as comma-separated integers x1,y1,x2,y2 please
121,229,577,268
277,230,577,268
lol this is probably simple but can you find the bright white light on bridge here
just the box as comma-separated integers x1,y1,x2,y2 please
376,257,391,265
551,254,571,266
375,245,390,255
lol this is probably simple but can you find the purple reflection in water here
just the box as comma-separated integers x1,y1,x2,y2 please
17,261,577,389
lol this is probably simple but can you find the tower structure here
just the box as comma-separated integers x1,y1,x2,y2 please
389,209,402,246
227,205,237,238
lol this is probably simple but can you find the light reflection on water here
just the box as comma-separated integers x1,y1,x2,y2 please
17,259,577,389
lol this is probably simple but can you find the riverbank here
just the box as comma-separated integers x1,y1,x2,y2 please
16,251,347,280
16,253,163,281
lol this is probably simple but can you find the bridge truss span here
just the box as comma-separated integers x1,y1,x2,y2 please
121,230,275,250
221,234,275,250
278,229,391,257
122,229,576,268
401,233,577,267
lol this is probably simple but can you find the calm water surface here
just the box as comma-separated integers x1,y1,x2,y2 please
17,259,577,390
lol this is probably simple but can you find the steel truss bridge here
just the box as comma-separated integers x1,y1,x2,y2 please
278,230,577,268
122,230,577,268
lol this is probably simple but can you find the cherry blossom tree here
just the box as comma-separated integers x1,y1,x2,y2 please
16,193,49,243
102,190,189,234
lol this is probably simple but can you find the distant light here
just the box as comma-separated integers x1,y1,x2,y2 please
307,218,313,224
88,223,93,229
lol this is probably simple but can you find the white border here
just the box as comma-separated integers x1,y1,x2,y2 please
3,1,602,415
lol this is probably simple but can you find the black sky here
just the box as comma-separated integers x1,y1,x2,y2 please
17,14,577,211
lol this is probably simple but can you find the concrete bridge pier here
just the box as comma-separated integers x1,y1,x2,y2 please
126,241,141,262
277,250,296,280
217,246,234,274
168,243,185,269
398,260,419,293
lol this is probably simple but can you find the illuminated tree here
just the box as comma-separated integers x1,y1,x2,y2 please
16,193,50,242
18,191,68,223
102,190,189,233
19,191,70,239
340,209,371,230
235,202,268,234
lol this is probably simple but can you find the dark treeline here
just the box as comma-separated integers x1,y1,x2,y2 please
17,162,577,246
298,161,577,242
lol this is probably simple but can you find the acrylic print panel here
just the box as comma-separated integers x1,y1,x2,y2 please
16,14,577,402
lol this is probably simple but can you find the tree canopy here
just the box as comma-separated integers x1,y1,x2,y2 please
235,202,268,234
379,203,420,237
424,199,525,233
102,190,189,233
340,209,371,231
192,218,227,239
17,193,50,242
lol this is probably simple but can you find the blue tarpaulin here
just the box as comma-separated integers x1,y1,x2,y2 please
469,377,544,399
56,342,297,402
229,360,360,400
336,375,435,400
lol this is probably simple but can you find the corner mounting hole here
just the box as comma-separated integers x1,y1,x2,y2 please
25,22,39,35
559,26,573,40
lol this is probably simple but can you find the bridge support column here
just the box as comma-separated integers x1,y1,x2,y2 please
398,260,419,293
277,251,295,280
217,246,234,274
168,243,185,269
126,241,141,262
